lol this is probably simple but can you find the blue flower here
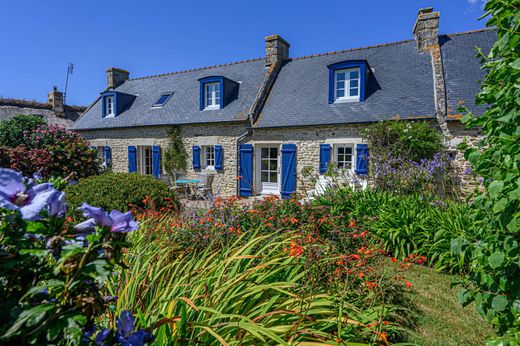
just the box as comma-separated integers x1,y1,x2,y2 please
0,168,62,220
74,203,139,233
115,310,154,346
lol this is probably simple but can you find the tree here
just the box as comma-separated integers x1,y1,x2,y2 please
163,127,188,179
0,114,46,147
458,1,519,343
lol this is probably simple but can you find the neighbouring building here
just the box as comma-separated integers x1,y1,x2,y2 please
0,87,85,128
73,8,495,198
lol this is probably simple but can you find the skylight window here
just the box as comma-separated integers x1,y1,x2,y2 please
151,93,173,108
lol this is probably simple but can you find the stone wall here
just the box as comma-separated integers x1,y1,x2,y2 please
0,99,84,128
79,122,247,196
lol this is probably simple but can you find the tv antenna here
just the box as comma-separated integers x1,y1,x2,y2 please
64,63,74,105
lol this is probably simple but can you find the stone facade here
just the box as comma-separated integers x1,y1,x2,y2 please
81,122,247,197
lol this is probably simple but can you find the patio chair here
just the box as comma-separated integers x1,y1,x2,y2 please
193,173,214,200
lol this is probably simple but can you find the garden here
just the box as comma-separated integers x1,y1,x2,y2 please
0,1,518,345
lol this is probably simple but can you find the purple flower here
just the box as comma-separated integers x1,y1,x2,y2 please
0,168,61,220
115,310,154,346
74,203,139,233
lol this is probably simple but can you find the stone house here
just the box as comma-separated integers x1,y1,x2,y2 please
73,8,495,198
0,87,85,128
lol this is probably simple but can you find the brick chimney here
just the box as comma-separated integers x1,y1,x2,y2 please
413,7,440,52
265,34,290,66
106,67,129,89
48,86,64,115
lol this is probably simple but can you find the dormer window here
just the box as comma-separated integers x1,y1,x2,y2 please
152,92,173,108
328,60,368,104
198,76,239,111
334,68,360,101
105,96,115,117
204,82,221,110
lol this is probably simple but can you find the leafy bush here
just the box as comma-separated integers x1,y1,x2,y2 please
315,188,473,273
109,195,421,344
362,120,442,162
457,0,520,342
23,125,100,178
0,114,46,147
0,168,146,344
163,127,188,178
65,173,179,214
0,145,54,177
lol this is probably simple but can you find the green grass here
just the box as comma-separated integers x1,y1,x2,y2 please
401,265,493,346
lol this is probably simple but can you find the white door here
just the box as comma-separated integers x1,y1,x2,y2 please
259,145,279,194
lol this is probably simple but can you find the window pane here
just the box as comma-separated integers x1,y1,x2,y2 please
350,88,359,96
261,148,268,157
269,159,277,170
261,172,268,182
336,72,345,81
261,160,268,170
336,81,345,90
345,147,352,155
336,89,345,98
350,70,359,79
350,80,358,88
270,148,277,158
270,172,277,182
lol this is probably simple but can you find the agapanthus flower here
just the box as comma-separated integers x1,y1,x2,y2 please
0,168,64,220
115,310,154,346
74,203,139,233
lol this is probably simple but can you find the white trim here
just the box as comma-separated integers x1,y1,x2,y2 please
333,143,355,172
334,68,360,102
137,145,153,175
255,144,281,195
204,82,221,110
202,145,215,170
105,96,115,116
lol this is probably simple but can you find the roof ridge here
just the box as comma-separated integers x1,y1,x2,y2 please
440,27,495,37
128,57,264,81
291,38,414,61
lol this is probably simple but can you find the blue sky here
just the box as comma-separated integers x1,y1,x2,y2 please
0,0,487,106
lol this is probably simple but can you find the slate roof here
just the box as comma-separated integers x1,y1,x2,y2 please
73,58,266,130
255,39,436,128
74,29,495,131
440,29,496,118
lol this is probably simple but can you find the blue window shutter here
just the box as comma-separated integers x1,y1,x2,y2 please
193,145,201,171
215,145,223,171
319,144,331,174
152,145,161,178
281,144,297,199
239,144,253,196
355,144,369,175
105,146,111,167
128,146,137,173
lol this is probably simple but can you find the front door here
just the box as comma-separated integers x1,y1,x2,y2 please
259,145,279,194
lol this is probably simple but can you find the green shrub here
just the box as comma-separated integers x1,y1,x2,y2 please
362,120,442,163
0,114,46,147
65,173,179,213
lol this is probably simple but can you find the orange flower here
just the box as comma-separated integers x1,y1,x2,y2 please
406,280,412,288
350,254,361,260
236,175,243,181
358,271,365,279
349,220,356,228
390,257,398,263
288,241,303,257
365,281,377,289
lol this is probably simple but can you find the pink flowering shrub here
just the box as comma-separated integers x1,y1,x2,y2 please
22,125,100,178
0,145,54,177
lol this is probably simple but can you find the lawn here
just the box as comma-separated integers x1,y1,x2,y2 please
402,265,493,346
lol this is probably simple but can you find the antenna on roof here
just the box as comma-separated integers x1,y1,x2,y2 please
63,63,74,105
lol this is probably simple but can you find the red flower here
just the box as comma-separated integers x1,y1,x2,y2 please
288,241,303,258
349,220,356,228
390,257,398,263
405,281,412,288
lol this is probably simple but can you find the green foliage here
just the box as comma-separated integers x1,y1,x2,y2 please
0,114,46,147
65,173,179,213
315,188,474,274
362,120,442,162
163,127,188,177
457,1,520,342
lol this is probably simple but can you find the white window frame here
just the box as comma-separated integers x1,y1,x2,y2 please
105,96,115,117
204,82,221,110
136,146,153,175
202,145,215,170
334,68,360,102
96,146,106,166
334,144,355,171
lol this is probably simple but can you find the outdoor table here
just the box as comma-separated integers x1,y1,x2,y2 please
174,179,201,198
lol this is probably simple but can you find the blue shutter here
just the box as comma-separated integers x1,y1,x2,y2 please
152,145,161,178
193,145,201,171
319,144,331,174
281,144,297,200
128,146,137,173
105,146,111,167
355,144,369,175
215,145,223,171
239,144,253,197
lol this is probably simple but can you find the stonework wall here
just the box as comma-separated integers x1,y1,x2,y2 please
79,123,246,197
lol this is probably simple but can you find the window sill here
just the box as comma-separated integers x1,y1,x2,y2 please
203,106,221,111
333,98,360,104
104,114,116,118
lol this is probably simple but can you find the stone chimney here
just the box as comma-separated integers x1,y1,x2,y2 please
413,7,440,52
106,67,129,89
48,86,64,115
265,34,290,66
